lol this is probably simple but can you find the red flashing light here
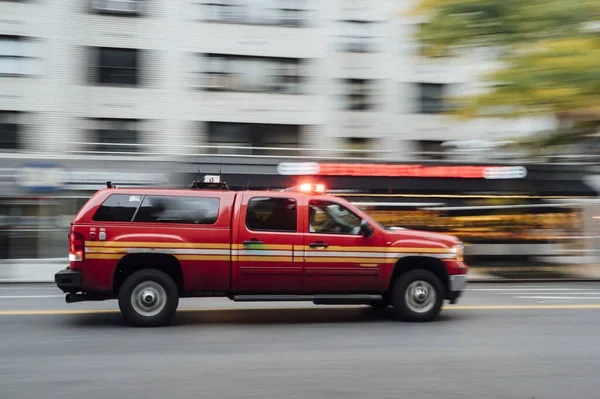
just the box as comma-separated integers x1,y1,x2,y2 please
298,183,326,194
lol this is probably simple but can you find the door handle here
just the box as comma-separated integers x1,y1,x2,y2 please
309,242,329,248
243,239,264,245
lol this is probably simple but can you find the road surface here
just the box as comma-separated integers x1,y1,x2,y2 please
0,282,599,399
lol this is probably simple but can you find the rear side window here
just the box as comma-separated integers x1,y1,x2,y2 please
133,196,219,224
246,197,297,232
93,194,141,222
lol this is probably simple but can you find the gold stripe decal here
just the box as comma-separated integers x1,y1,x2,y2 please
85,241,231,249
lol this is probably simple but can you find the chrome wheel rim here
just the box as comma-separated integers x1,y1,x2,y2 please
405,280,436,314
131,281,167,317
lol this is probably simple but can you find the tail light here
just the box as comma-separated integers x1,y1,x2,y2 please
69,232,85,263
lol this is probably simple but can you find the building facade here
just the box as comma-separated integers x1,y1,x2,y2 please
2,0,585,265
1,0,553,161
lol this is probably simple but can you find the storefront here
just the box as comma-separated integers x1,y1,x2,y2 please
0,155,597,262
0,158,179,260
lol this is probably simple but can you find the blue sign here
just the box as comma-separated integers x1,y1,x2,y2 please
16,163,66,192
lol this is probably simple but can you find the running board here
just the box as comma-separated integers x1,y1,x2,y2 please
232,294,382,305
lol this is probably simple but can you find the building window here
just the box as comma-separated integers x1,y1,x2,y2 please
246,197,297,232
88,118,140,153
200,0,309,27
206,121,300,156
0,36,32,76
0,111,21,150
133,196,220,224
342,79,377,111
418,83,446,114
89,0,145,15
201,54,303,94
339,21,378,53
95,47,140,86
417,140,445,160
343,137,372,158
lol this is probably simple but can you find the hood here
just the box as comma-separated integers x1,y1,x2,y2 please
384,228,460,247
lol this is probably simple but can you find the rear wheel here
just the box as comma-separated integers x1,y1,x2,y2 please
118,269,179,327
390,269,444,322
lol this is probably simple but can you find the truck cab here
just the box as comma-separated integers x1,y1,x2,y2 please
55,179,468,327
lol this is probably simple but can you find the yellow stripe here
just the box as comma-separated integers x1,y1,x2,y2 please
303,245,450,254
304,257,393,264
359,263,379,267
85,241,446,254
238,256,292,262
87,254,124,260
2,304,600,316
85,241,231,249
175,255,230,261
85,247,127,254
237,244,293,250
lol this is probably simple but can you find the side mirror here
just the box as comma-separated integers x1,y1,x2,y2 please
360,219,374,238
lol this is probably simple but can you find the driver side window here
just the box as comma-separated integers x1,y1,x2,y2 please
308,200,362,235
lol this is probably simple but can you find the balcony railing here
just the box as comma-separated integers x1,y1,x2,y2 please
0,142,598,166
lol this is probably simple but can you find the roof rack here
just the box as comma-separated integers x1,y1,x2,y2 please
188,175,230,191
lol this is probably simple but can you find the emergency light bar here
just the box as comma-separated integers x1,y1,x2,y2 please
281,183,326,194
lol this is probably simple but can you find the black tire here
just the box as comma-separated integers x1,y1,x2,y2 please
390,269,444,322
118,269,179,327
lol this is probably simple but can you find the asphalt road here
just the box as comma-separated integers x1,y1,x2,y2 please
1,283,600,399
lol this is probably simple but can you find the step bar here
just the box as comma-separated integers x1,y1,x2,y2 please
232,294,382,305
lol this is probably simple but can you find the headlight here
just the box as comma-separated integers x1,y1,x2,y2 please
451,243,464,262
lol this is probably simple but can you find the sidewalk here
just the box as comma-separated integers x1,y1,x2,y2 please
3,260,600,284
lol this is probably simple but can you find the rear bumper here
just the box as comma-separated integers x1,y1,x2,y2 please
55,268,82,293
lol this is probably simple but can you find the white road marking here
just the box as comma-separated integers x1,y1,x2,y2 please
0,295,64,299
516,296,600,300
467,288,593,292
498,293,600,296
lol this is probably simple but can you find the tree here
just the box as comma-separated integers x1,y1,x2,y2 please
409,0,600,154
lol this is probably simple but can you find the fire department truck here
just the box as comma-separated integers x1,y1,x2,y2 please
54,177,468,327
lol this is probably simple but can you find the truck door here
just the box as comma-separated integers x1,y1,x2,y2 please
234,192,304,293
303,199,384,293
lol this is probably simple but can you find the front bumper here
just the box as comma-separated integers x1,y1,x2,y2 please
447,274,468,304
55,268,82,293
449,274,468,292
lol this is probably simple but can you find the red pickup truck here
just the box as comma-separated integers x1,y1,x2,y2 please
55,180,468,327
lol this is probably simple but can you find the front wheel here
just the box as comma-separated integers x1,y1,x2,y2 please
118,269,179,327
390,269,444,322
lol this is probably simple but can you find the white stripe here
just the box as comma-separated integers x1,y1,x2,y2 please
468,288,592,292
302,251,454,259
0,295,63,299
237,250,293,256
498,292,600,295
304,251,389,258
515,296,600,300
